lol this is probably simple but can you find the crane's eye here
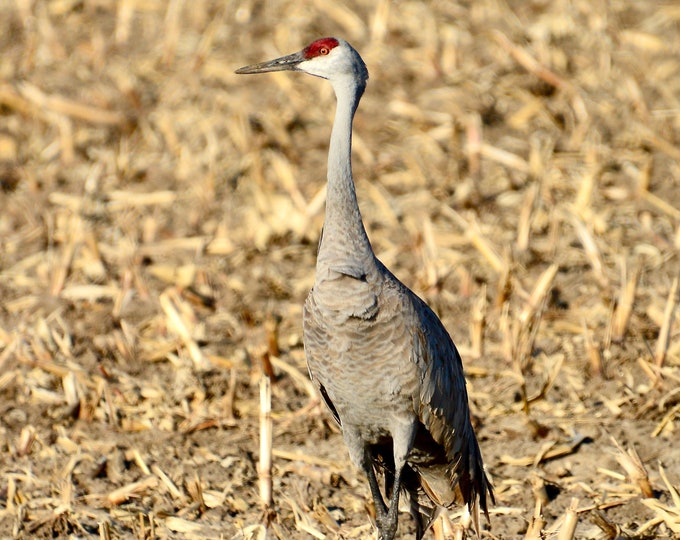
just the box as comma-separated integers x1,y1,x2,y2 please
319,47,329,55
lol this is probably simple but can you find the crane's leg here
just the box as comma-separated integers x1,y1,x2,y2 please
374,420,417,540
361,447,400,540
343,428,390,528
363,454,388,519
376,464,404,540
395,464,427,539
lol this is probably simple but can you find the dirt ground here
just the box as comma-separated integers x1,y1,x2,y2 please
1,0,679,539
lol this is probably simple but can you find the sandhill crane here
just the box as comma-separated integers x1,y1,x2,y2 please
236,37,493,540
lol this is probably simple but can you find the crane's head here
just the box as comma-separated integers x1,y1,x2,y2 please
235,37,369,89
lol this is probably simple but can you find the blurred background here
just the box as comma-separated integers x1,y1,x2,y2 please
1,0,679,538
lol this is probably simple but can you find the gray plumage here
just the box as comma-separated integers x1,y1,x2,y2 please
237,37,493,540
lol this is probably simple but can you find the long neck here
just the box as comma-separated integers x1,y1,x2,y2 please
316,78,375,274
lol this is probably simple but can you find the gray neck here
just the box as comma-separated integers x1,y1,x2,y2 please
316,76,376,276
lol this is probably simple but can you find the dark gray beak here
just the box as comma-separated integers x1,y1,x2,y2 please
235,50,306,74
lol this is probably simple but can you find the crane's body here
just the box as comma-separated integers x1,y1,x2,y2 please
237,37,493,540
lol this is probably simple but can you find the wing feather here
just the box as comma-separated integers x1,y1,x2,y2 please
409,292,494,523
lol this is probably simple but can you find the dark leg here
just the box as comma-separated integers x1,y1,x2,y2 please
371,421,416,540
376,464,404,540
364,455,388,521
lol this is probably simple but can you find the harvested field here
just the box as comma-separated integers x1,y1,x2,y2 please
1,0,680,538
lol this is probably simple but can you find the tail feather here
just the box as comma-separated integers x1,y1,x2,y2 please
412,422,494,533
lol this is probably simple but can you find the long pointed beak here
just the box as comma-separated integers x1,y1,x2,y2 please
235,50,306,74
